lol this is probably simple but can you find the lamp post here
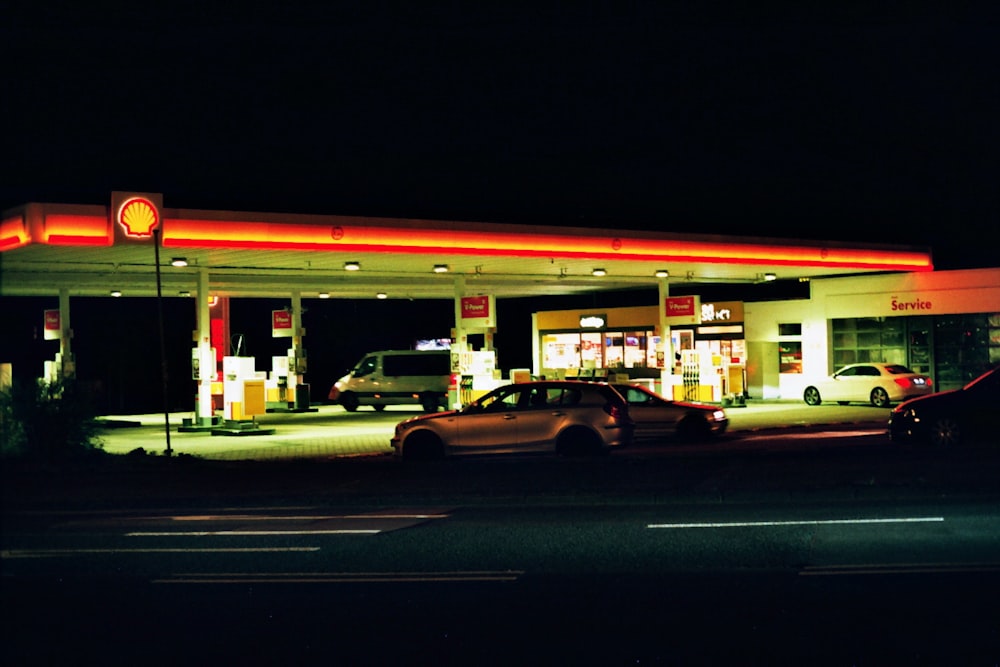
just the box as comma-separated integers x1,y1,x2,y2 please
153,227,173,456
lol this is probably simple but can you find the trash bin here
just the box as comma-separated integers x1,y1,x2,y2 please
295,383,310,410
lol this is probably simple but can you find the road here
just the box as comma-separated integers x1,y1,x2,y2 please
4,429,1000,665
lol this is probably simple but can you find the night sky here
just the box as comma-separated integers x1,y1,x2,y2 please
4,4,997,267
2,4,998,412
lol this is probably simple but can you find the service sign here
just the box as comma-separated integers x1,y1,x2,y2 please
664,295,701,325
43,309,61,340
460,295,495,328
272,309,293,338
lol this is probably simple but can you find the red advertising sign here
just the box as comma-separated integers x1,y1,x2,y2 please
43,309,61,340
461,295,491,319
665,296,697,317
272,309,293,338
664,295,701,325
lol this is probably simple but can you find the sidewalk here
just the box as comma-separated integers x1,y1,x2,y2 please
94,400,892,461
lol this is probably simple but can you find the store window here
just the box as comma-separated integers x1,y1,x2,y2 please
541,328,658,377
778,322,802,373
990,314,1000,365
935,315,991,390
778,323,802,336
831,318,906,367
779,342,802,373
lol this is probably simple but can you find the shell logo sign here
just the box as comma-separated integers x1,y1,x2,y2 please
118,197,159,237
111,191,164,242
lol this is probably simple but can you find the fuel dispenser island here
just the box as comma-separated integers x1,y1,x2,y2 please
265,351,317,413
676,347,746,404
453,350,501,408
211,356,275,436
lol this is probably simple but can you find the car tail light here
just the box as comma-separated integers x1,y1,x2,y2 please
604,402,629,422
894,378,912,389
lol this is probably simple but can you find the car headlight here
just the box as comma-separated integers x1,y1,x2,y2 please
712,410,726,421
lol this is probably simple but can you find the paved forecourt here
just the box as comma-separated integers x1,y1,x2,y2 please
95,400,893,461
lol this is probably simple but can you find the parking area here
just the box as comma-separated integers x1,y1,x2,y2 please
96,400,893,461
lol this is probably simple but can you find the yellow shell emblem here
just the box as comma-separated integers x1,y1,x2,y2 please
119,198,159,237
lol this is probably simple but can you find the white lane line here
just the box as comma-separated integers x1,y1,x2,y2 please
166,513,449,521
127,529,380,536
153,570,524,584
647,517,944,529
801,562,1000,576
2,547,320,558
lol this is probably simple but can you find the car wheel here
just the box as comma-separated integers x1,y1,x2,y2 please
870,387,891,408
677,416,710,442
340,392,359,412
556,427,603,456
803,387,822,406
420,393,440,413
928,416,962,447
402,431,445,460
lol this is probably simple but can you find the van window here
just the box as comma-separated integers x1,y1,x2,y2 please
383,354,448,377
354,356,378,377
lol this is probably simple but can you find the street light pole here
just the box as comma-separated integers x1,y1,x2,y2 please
153,227,173,456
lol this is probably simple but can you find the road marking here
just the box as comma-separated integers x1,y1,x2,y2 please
647,517,944,529
2,547,320,558
166,513,449,521
127,529,380,536
800,563,1000,576
153,570,524,584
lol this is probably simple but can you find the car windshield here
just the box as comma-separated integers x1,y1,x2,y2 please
883,365,915,375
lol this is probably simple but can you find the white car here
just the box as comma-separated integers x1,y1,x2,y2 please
803,363,933,408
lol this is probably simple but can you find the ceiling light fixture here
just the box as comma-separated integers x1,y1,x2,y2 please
344,261,360,271
592,268,607,277
319,292,330,299
763,272,777,281
178,290,191,297
433,264,449,273
654,269,669,278
110,290,122,297
170,257,188,267
376,292,388,299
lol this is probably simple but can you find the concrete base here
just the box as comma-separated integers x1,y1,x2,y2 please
178,416,224,432
211,420,276,436
266,400,318,413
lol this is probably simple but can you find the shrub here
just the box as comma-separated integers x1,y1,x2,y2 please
0,379,104,461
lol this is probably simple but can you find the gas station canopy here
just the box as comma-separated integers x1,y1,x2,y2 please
1,198,934,299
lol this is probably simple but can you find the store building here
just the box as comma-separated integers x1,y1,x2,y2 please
745,267,1000,399
532,300,748,402
533,268,1000,403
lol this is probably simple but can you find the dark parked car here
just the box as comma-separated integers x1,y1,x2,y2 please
612,383,728,442
888,365,1000,446
391,380,633,459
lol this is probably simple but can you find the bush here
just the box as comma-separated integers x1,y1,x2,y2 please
0,379,104,461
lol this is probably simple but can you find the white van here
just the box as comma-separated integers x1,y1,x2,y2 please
328,350,452,412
